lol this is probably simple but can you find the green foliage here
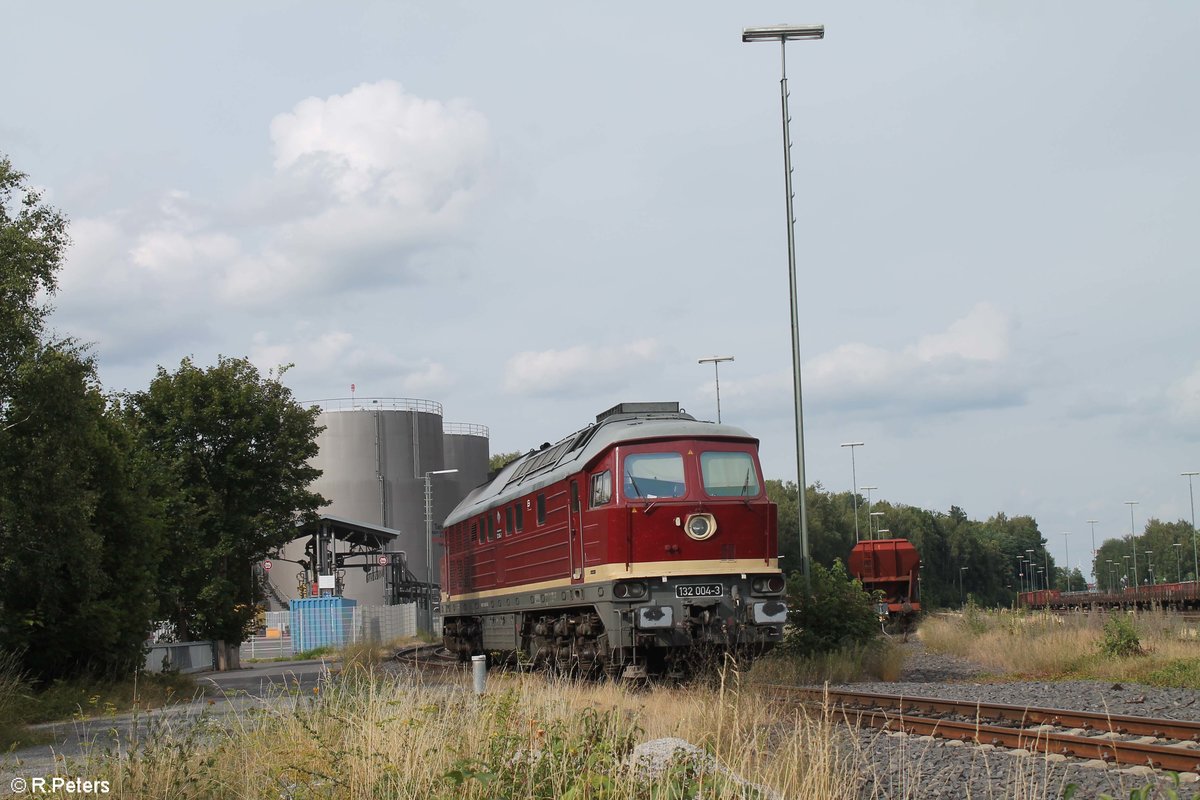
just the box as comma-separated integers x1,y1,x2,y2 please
488,451,523,474
0,342,164,682
1144,659,1200,689
1097,771,1182,800
781,560,879,656
0,156,68,388
127,356,326,644
0,157,163,683
440,689,641,800
1099,612,1144,658
766,478,1054,610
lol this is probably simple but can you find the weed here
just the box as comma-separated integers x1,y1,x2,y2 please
1100,612,1145,658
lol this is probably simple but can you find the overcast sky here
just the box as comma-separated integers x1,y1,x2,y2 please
5,2,1198,578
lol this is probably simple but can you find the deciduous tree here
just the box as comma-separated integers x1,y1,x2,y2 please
128,357,325,644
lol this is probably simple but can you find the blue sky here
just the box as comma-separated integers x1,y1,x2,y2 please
5,2,1198,578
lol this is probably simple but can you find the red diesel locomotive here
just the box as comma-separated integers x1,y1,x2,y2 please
440,402,787,679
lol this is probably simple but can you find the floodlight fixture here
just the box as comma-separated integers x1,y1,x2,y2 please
742,24,825,42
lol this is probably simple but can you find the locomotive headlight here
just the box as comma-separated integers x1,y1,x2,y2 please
751,575,786,594
613,581,647,600
684,513,717,541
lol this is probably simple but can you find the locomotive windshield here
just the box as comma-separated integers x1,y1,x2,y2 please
700,451,760,497
623,453,685,499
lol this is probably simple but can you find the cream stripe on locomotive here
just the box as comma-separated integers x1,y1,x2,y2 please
444,558,779,603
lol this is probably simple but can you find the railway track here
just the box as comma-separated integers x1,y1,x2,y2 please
769,687,1200,774
391,643,462,671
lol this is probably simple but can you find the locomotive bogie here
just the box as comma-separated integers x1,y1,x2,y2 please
442,571,784,678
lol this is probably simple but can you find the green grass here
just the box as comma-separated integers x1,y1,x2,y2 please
1143,658,1200,689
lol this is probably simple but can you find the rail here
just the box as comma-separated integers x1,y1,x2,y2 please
303,397,443,415
444,422,490,438
770,686,1200,773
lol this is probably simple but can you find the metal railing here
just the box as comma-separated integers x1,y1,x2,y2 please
241,605,430,659
145,641,216,673
444,422,490,438
303,397,444,415
239,635,294,661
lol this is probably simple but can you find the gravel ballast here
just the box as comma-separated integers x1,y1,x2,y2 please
818,642,1200,799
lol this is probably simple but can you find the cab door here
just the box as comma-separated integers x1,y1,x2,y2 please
569,480,584,583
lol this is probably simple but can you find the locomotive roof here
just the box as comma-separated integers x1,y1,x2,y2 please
444,407,758,526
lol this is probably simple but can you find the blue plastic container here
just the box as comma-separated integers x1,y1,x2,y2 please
290,597,358,653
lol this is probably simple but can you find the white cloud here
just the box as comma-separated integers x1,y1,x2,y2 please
270,80,489,210
53,80,491,365
503,339,661,397
912,303,1010,362
719,304,1025,418
248,328,453,400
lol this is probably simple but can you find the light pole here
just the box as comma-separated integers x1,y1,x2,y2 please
1123,555,1131,585
1174,542,1183,583
875,529,890,538
1062,532,1071,592
1145,550,1153,584
743,22,824,586
959,566,968,607
841,442,864,541
423,468,458,636
1105,560,1113,593
1026,549,1035,590
698,355,734,423
1087,519,1099,585
1037,567,1045,592
1184,472,1199,583
869,511,885,541
861,485,877,536
1125,500,1139,588
1016,557,1025,594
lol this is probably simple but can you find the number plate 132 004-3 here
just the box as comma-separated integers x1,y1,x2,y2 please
675,583,723,599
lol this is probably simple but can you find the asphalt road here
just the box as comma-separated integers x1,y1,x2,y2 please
0,659,339,793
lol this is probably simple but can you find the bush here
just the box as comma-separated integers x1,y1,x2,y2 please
781,561,879,657
0,649,33,747
1100,612,1144,658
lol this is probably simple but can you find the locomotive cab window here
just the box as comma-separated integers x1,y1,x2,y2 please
515,503,524,531
701,451,760,497
505,506,513,535
590,470,612,507
623,453,685,499
536,493,546,525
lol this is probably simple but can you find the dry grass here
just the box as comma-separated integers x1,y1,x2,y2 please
82,662,861,799
919,607,1200,685
749,639,907,686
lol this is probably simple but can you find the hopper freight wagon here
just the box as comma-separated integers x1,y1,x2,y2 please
848,538,921,617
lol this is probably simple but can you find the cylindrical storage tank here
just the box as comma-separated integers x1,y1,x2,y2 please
307,398,446,604
442,422,491,507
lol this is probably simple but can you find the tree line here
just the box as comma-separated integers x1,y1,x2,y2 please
0,157,325,682
768,480,1195,607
